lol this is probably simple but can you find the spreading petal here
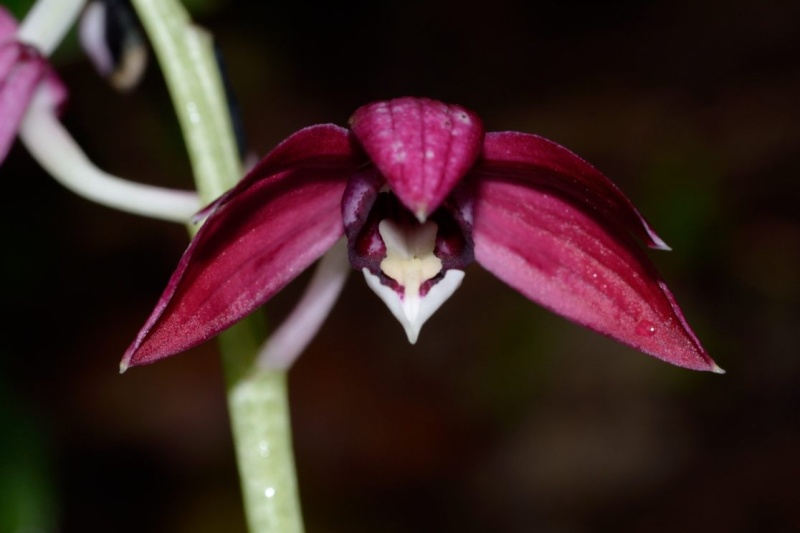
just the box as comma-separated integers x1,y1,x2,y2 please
474,131,670,250
472,177,719,372
241,123,361,186
195,123,362,220
349,97,484,221
122,166,351,369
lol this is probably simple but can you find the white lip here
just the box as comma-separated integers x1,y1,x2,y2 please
363,268,464,343
361,218,465,343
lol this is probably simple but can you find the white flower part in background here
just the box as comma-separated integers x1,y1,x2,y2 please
14,0,200,223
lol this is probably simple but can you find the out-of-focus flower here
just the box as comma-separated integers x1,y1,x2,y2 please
79,0,149,92
1,3,200,222
122,97,721,373
0,6,65,164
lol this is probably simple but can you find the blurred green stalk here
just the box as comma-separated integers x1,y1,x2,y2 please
0,384,57,533
129,1,304,531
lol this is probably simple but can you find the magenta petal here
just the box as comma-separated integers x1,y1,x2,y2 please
0,5,67,164
349,97,484,220
0,43,46,162
475,131,670,250
472,178,718,371
121,168,350,369
0,8,17,41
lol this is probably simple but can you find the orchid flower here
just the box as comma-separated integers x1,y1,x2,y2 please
1,1,199,223
122,97,721,374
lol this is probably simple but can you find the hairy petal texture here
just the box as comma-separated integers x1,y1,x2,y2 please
472,177,717,371
350,97,484,220
475,131,670,250
122,168,350,368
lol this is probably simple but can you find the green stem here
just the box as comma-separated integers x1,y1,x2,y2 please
129,0,239,199
130,1,304,531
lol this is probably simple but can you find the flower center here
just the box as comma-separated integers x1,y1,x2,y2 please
362,218,464,343
342,168,474,343
378,219,442,296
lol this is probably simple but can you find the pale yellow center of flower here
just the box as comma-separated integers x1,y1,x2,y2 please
378,219,442,300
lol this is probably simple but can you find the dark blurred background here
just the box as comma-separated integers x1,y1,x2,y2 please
2,0,800,531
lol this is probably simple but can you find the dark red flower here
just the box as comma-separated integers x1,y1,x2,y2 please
122,97,720,373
